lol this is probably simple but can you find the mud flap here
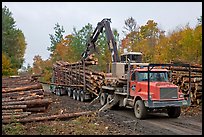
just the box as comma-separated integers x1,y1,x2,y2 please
89,95,100,106
99,95,119,112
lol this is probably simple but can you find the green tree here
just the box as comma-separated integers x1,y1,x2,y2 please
70,23,94,62
2,6,26,75
48,23,65,54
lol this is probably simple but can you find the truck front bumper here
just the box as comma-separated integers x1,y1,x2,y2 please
144,100,190,108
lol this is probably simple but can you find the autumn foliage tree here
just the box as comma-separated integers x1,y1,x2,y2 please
121,17,202,64
33,17,202,82
2,52,14,76
32,55,53,82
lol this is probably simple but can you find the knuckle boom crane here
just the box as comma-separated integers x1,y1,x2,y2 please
81,18,120,63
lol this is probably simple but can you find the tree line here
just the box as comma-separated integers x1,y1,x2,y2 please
2,6,202,81
32,16,202,82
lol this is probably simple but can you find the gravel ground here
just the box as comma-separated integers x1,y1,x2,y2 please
2,85,202,135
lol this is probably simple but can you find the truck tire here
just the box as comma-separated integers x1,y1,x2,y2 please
107,94,113,103
72,90,76,100
167,107,181,118
100,93,107,106
76,90,80,101
80,90,85,102
134,100,147,119
56,88,61,96
107,94,119,110
50,85,56,94
67,89,72,97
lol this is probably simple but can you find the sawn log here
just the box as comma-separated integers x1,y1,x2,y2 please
2,111,94,124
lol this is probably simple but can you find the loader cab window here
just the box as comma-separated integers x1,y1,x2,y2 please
121,53,142,63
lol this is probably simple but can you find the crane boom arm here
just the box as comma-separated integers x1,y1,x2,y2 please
81,18,120,62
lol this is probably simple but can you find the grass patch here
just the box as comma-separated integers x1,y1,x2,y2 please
68,114,107,135
2,122,26,135
35,124,53,135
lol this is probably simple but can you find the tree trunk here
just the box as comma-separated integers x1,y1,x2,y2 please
2,98,52,108
2,105,27,109
2,111,94,124
2,83,43,93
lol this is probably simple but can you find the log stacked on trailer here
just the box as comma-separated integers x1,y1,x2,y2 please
2,75,52,122
52,54,105,96
169,64,202,105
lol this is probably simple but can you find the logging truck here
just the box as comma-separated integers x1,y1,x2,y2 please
50,18,191,119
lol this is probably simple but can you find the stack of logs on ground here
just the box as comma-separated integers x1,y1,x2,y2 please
2,75,93,124
169,64,202,105
2,75,52,123
53,54,105,96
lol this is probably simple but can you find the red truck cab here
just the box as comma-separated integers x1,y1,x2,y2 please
129,66,190,119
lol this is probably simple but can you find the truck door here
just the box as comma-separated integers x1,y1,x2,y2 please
130,71,137,96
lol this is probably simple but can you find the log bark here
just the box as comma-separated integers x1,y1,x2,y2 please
25,107,47,112
2,111,94,124
2,89,44,98
2,105,27,109
2,109,23,113
3,83,43,93
2,95,44,102
2,113,30,119
2,98,52,108
2,112,32,115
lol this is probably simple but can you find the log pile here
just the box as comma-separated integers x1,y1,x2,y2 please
53,54,105,95
169,64,202,105
2,75,52,123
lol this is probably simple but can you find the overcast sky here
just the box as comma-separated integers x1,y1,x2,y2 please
2,2,202,67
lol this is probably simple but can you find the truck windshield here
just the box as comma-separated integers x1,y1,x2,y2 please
137,71,169,82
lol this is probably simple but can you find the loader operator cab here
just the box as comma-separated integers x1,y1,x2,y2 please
111,52,144,79
121,52,142,63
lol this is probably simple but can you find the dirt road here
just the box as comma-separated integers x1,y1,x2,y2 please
99,107,202,135
4,84,201,135
43,86,202,135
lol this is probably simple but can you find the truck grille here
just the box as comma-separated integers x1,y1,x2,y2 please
160,88,178,99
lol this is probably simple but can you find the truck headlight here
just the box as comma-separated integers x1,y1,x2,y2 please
179,94,184,98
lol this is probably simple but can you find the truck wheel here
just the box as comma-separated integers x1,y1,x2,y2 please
80,90,85,102
50,85,56,94
100,93,107,106
76,90,80,101
107,94,113,103
67,89,72,97
72,90,76,100
56,88,61,96
55,88,58,95
167,107,181,118
134,100,147,119
107,94,119,110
